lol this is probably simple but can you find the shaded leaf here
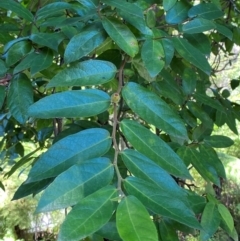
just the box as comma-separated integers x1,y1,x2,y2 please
0,59,8,77
161,38,174,66
28,89,110,118
122,82,188,141
120,119,191,179
36,157,114,213
182,68,197,95
124,177,201,229
159,219,179,241
117,195,158,241
47,60,117,88
7,74,33,124
64,25,106,63
0,86,5,109
203,135,234,148
102,17,139,57
58,186,117,241
216,24,233,40
172,37,211,75
26,128,112,183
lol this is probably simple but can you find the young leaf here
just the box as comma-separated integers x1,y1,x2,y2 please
7,74,33,124
200,202,221,241
102,17,139,57
121,149,188,201
28,89,110,118
188,3,224,20
172,37,211,75
64,25,106,63
165,1,190,24
203,135,234,148
218,204,234,233
120,119,191,179
141,39,165,77
58,186,117,241
26,128,112,183
124,177,201,229
122,82,188,141
0,0,34,21
116,196,158,241
182,18,216,34
36,157,114,213
47,60,117,88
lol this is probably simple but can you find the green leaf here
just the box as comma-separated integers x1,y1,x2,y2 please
7,74,33,124
28,89,110,118
120,119,191,179
159,219,179,241
36,2,74,20
188,3,224,20
182,68,197,95
12,178,54,200
185,190,206,214
122,82,188,141
26,128,112,183
163,0,177,11
182,18,216,34
14,48,53,76
121,149,187,201
36,157,114,213
216,24,233,40
141,39,165,77
203,135,234,148
179,146,220,186
200,203,221,241
6,40,32,67
218,204,234,233
117,195,158,241
101,0,151,35
161,38,174,66
0,86,5,109
0,181,5,191
64,25,106,63
199,144,226,179
102,17,139,57
165,1,190,24
172,37,211,75
58,186,117,241
0,59,8,77
146,9,156,28
47,60,117,88
30,32,65,51
124,177,201,229
0,0,34,21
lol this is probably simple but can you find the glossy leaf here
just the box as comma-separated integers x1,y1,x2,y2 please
36,157,114,213
14,48,53,76
30,32,65,51
121,149,188,201
141,39,165,77
172,37,211,75
101,0,151,35
25,128,112,183
102,17,139,57
124,177,201,229
117,195,158,241
182,18,216,34
200,203,221,241
7,74,33,124
203,135,234,148
58,186,117,241
28,89,110,118
188,3,224,20
64,25,106,63
120,119,191,179
165,1,190,24
179,146,220,186
47,60,117,88
218,204,234,233
0,0,34,21
6,40,32,67
122,82,188,141
163,0,177,11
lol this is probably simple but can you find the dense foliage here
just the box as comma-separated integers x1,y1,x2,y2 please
1,0,240,240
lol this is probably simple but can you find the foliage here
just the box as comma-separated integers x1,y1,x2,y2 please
1,0,240,240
